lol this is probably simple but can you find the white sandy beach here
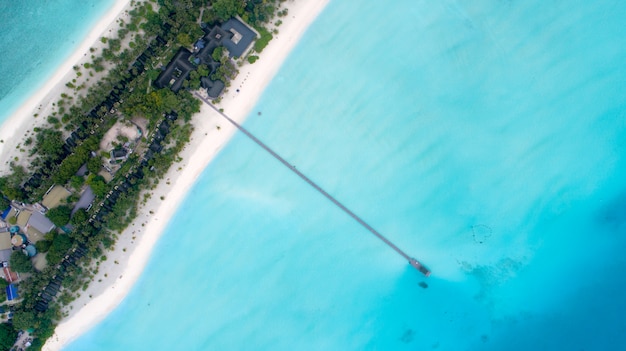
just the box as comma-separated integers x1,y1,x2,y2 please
32,0,330,349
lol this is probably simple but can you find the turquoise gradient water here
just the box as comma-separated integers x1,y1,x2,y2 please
29,0,626,349
0,0,115,123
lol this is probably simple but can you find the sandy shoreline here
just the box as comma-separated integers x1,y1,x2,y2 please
32,0,330,349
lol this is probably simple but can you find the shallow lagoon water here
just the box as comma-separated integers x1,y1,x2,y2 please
45,0,626,349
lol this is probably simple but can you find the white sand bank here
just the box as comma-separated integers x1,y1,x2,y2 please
42,0,329,349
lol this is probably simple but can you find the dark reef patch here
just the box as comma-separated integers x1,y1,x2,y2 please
400,328,415,343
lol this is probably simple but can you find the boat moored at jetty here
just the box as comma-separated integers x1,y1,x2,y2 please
409,258,431,277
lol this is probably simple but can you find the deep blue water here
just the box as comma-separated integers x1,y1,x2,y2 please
0,0,115,123
26,0,626,349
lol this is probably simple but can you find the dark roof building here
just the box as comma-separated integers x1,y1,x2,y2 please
72,186,95,216
221,18,257,58
156,18,256,97
201,77,226,98
154,48,196,92
110,148,129,161
75,164,89,177
194,26,227,66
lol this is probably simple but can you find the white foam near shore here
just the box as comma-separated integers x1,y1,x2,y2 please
41,0,330,349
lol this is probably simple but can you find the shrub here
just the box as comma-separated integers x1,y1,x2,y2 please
254,28,273,53
247,55,259,64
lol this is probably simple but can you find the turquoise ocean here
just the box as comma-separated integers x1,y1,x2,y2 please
3,0,626,350
0,0,115,122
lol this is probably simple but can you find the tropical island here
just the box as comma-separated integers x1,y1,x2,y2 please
0,0,329,349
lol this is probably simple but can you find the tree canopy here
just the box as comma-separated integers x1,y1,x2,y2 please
35,240,52,253
70,208,88,226
0,197,9,210
176,33,193,47
46,205,72,227
87,156,102,174
87,175,108,198
35,129,64,160
10,251,33,273
46,233,74,265
212,0,245,21
0,166,27,201
0,323,17,351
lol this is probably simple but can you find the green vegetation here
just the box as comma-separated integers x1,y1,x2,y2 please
177,33,193,47
212,46,225,61
33,129,64,159
70,208,88,226
254,27,273,53
69,175,85,191
0,323,17,351
0,196,9,210
35,240,52,253
10,251,33,273
87,156,102,174
46,205,72,227
247,55,259,64
11,310,36,332
0,166,27,200
46,233,73,265
212,0,245,21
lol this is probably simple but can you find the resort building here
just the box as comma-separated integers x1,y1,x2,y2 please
41,185,71,210
16,210,55,242
99,120,142,171
220,18,258,58
194,26,228,67
201,77,226,98
154,48,196,93
72,186,95,215
155,17,257,97
110,148,129,162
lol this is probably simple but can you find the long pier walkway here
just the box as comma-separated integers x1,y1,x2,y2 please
195,93,430,276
